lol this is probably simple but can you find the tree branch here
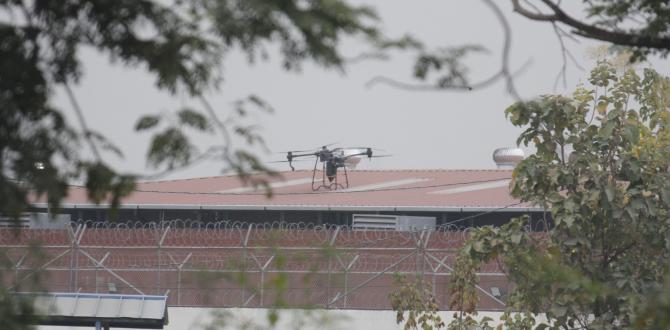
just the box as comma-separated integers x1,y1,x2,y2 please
138,146,225,181
511,0,557,21
514,0,670,51
366,58,532,93
481,0,521,99
63,83,102,161
198,95,232,152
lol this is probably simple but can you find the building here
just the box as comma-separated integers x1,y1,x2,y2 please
33,169,546,229
12,158,546,325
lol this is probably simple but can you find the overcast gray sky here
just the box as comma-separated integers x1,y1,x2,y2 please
53,1,670,180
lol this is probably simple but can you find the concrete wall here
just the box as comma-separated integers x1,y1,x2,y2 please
38,308,546,329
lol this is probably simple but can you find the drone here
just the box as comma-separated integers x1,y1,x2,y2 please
274,145,389,191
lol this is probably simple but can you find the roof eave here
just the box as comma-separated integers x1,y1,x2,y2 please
32,203,543,213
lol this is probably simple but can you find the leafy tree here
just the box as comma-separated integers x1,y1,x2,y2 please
0,0,385,219
448,61,670,328
510,0,670,61
372,1,670,96
3,1,670,329
0,1,395,328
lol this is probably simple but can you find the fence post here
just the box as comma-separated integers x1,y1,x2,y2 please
177,253,192,306
241,225,252,306
68,224,82,292
15,253,26,285
326,226,340,309
75,226,86,292
342,254,359,309
94,252,110,294
422,230,432,296
157,226,170,295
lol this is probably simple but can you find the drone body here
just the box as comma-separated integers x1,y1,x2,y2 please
277,145,383,191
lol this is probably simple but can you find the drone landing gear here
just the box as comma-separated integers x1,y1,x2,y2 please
311,157,349,191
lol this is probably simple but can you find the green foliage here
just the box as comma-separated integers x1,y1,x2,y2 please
0,0,389,325
582,0,670,60
135,115,162,131
202,0,380,70
412,45,487,89
633,277,670,329
0,0,384,218
83,162,136,213
390,274,445,330
0,242,49,330
190,231,345,330
446,314,494,330
448,62,670,328
147,128,197,170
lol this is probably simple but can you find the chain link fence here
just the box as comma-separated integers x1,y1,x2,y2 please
0,220,509,310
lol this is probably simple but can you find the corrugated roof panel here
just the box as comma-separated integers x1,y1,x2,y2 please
430,179,511,195
28,292,167,320
31,170,528,210
216,177,314,193
338,177,431,192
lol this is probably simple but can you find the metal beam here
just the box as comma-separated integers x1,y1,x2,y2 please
328,251,417,306
425,252,506,306
10,249,71,290
79,249,145,295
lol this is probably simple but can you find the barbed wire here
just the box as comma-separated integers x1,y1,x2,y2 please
0,203,536,248
71,219,470,242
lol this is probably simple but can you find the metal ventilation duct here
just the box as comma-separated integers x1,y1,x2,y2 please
492,147,524,169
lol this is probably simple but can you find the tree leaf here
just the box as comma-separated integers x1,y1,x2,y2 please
146,127,196,170
135,115,161,131
178,108,211,131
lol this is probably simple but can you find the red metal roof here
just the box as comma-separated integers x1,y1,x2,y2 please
39,169,533,211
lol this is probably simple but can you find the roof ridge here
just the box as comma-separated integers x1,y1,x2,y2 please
138,169,513,184
138,170,315,184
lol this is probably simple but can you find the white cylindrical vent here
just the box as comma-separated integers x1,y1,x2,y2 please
493,147,524,169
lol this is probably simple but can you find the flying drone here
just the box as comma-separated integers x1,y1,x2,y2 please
273,144,389,191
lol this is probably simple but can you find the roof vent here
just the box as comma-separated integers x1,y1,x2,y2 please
352,214,436,231
493,147,524,169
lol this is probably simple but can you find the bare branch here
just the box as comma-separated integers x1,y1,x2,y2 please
511,0,557,21
515,0,670,51
342,52,389,64
481,0,521,99
518,1,583,90
63,83,102,161
554,25,581,44
553,23,569,90
198,96,232,151
368,0,528,99
365,76,476,92
366,59,532,93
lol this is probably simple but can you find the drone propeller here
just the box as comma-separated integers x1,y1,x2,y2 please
275,149,314,154
276,142,338,154
339,147,386,152
344,153,392,160
322,142,338,148
267,159,311,164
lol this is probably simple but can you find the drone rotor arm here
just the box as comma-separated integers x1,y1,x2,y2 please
342,152,367,160
289,152,319,159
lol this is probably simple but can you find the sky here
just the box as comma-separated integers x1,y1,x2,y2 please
52,1,670,180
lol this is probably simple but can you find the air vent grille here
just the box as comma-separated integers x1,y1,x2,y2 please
352,215,398,230
0,214,30,228
352,214,436,231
